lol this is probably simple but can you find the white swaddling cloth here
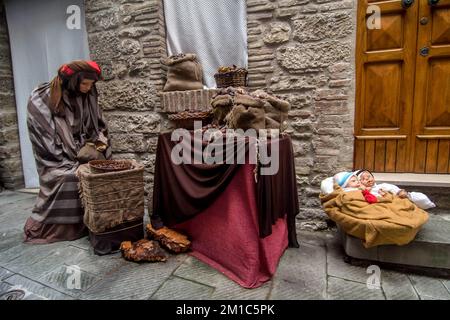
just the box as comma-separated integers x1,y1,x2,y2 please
370,183,436,210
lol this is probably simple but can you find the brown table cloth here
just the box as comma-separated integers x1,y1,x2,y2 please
151,131,299,248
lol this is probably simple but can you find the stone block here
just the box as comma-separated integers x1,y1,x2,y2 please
110,133,149,152
277,41,352,72
89,31,121,61
104,112,160,134
97,79,157,111
263,22,291,44
293,12,352,42
86,8,119,32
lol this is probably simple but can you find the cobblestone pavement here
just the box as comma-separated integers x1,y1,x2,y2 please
1,190,449,300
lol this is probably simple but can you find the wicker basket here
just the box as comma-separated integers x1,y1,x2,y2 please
214,69,248,88
168,111,213,130
89,160,133,174
77,160,145,234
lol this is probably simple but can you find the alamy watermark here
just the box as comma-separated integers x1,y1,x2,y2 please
170,121,280,176
366,265,381,290
367,5,381,30
66,5,81,30
66,265,81,290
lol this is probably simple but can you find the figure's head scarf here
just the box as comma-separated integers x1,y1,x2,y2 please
49,60,102,114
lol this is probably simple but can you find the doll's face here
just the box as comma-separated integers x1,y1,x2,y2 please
359,171,375,188
346,176,361,188
79,79,95,93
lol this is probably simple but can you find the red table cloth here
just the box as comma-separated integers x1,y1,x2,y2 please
174,163,289,288
151,132,299,288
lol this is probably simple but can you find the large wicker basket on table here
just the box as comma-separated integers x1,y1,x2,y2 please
76,160,145,234
168,111,213,130
214,68,248,88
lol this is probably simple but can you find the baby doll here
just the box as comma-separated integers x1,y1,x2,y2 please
333,171,378,203
355,169,436,210
356,170,407,198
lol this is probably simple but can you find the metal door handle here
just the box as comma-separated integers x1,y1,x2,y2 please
428,0,440,6
402,0,415,9
420,47,430,57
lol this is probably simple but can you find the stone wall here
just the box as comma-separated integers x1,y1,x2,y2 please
0,2,24,190
246,0,356,230
84,0,170,208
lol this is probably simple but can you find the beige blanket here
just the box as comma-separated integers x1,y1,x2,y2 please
320,187,429,248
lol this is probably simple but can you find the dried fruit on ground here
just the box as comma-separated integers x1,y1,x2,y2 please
120,239,168,262
146,224,191,253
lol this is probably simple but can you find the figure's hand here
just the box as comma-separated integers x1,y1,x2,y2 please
95,140,107,152
77,143,105,164
398,189,408,198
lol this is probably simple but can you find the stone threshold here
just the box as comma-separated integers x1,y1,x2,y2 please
373,173,450,188
16,188,39,194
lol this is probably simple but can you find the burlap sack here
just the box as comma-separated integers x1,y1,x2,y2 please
263,101,288,130
253,90,291,111
163,53,204,91
234,93,264,108
227,105,266,131
77,143,106,164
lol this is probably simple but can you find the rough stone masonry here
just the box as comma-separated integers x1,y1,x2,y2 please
0,3,24,190
0,0,357,231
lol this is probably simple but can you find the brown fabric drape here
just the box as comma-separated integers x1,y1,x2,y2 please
151,132,299,248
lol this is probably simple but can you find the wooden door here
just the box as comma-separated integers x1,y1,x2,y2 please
411,0,450,173
354,0,450,173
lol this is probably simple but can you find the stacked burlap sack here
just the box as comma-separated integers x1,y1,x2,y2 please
210,87,290,131
162,53,204,92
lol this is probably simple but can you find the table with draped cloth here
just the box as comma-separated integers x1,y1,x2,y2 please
151,131,299,288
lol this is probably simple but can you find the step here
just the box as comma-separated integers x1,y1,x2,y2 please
373,173,450,188
339,215,450,275
372,173,450,211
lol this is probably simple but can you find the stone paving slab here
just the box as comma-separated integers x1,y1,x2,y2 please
0,191,36,206
210,279,271,300
80,254,187,300
0,267,12,281
4,245,89,280
380,271,419,300
69,237,91,251
38,265,101,298
69,250,126,277
0,229,23,253
174,256,272,300
326,236,370,284
0,240,61,266
408,275,450,300
173,256,229,288
443,280,450,293
151,276,214,300
2,274,73,300
327,276,385,300
269,244,326,300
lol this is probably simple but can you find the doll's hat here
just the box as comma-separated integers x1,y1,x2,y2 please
334,171,356,188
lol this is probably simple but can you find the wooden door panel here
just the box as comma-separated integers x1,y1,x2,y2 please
354,138,408,172
412,0,450,173
363,62,402,129
355,0,418,172
425,60,450,128
367,14,404,51
431,4,450,45
437,140,450,173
